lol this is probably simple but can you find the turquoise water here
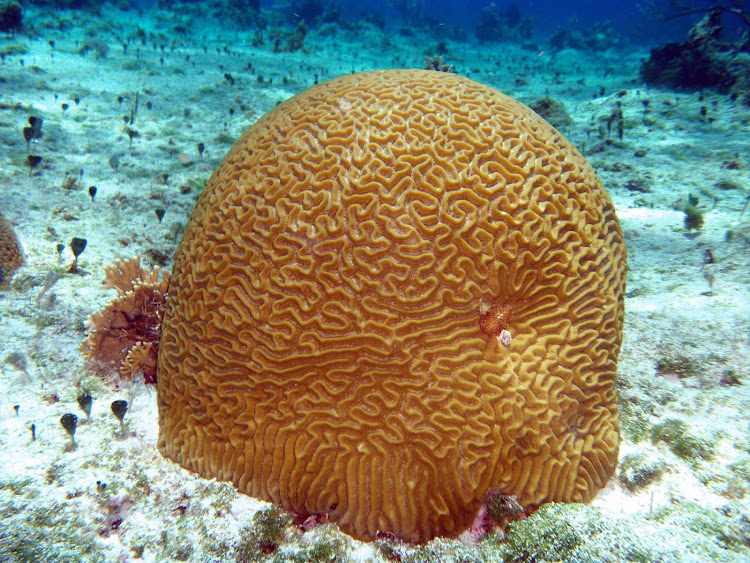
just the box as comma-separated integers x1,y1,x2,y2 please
0,2,749,561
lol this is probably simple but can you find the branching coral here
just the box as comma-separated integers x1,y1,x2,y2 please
640,1,750,32
81,256,169,385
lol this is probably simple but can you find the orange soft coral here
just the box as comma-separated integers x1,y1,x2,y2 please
81,256,169,385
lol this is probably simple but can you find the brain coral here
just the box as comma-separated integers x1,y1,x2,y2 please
0,210,24,290
157,69,627,543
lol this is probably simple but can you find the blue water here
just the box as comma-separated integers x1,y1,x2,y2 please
127,0,733,43
393,0,748,40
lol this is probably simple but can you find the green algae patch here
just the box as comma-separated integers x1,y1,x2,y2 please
501,504,602,562
235,505,293,561
618,397,652,443
652,501,750,556
651,418,716,463
0,497,103,562
498,504,658,563
0,42,28,56
619,449,668,491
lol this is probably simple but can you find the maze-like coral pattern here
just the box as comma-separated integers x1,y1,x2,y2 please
0,210,24,290
157,69,626,543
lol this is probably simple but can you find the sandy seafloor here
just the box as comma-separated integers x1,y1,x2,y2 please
1,4,749,563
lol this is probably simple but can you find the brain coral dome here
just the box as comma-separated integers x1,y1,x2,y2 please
156,69,627,543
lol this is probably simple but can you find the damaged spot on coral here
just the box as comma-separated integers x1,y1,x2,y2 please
478,297,512,339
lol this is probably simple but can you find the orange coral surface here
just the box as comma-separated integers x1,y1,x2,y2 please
0,210,25,290
156,69,627,542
